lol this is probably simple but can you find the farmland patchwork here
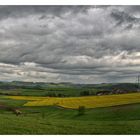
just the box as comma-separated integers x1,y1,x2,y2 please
6,93,140,109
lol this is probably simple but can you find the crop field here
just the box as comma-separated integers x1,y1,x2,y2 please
2,91,140,134
6,92,140,109
1,83,140,134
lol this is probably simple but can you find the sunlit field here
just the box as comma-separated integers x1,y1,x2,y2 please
6,93,140,109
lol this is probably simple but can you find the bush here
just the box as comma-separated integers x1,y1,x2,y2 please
47,92,57,97
58,93,66,97
80,90,90,96
77,106,85,116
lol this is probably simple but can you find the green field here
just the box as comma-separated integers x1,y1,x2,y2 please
1,103,140,134
1,92,140,134
0,87,97,97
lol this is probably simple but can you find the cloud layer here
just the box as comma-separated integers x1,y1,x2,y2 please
0,5,140,83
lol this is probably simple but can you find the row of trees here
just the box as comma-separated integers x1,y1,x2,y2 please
46,92,67,97
80,90,95,96
45,90,95,97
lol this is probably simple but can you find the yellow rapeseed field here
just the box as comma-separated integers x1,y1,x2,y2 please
6,93,140,109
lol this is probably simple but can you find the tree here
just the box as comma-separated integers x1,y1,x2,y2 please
80,90,90,96
77,106,85,116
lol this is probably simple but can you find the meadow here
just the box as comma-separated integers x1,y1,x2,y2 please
0,83,140,134
1,102,140,134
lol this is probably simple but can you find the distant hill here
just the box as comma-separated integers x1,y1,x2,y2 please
0,81,138,94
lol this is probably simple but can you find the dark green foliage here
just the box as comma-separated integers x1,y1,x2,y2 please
77,106,86,116
47,92,57,97
80,90,90,96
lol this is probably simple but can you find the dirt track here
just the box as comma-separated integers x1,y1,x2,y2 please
0,103,22,115
0,104,13,111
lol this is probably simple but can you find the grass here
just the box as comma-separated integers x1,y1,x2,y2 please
0,113,135,134
5,92,140,109
2,92,140,134
1,104,140,134
0,96,27,107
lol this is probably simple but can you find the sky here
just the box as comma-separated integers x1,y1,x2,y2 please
0,5,140,84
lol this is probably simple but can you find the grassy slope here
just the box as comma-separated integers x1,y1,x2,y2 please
0,95,27,107
2,94,140,134
1,103,140,134
1,113,140,135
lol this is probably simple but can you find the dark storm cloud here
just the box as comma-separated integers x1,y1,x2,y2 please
123,6,140,14
0,5,140,83
0,5,90,20
111,10,137,26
